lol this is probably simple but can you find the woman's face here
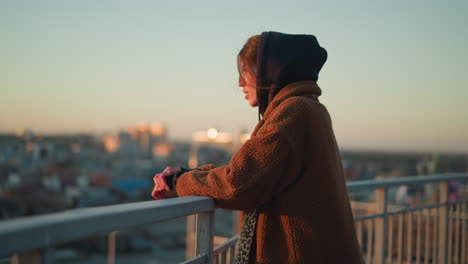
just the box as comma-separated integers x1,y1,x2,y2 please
239,70,258,107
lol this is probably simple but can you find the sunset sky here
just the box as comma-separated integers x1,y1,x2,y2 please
1,1,467,152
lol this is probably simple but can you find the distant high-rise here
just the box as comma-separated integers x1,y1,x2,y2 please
102,122,169,158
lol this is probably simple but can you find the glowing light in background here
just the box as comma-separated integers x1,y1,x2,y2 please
207,128,218,140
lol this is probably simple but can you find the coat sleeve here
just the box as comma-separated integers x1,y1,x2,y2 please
175,126,301,211
197,164,216,171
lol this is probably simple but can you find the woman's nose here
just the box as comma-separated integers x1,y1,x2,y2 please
238,78,245,87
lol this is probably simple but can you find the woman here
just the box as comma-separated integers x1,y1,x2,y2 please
152,31,363,264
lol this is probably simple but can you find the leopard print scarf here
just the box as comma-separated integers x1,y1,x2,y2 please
234,209,258,264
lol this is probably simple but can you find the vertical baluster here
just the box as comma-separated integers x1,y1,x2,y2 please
416,210,422,264
107,231,117,264
454,204,460,264
407,212,413,264
223,249,228,264
357,221,363,250
461,203,467,264
397,213,404,264
229,245,236,264
424,209,430,264
221,251,227,264
432,207,439,263
366,220,373,264
438,182,449,264
374,187,387,264
466,204,468,264
226,246,231,264
186,215,196,259
465,202,468,263
387,215,394,264
448,205,454,264
195,211,215,263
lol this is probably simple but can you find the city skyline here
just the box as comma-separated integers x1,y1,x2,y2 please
2,1,467,153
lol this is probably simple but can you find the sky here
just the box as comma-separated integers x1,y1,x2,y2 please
1,0,467,153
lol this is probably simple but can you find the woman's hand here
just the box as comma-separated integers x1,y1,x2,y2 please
152,166,181,200
152,189,178,199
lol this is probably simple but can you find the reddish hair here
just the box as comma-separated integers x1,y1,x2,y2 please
238,35,270,119
237,35,260,86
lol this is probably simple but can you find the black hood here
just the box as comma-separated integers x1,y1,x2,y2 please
255,31,327,116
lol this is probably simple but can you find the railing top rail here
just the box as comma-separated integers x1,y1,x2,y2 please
346,172,468,191
0,196,214,257
1,173,468,257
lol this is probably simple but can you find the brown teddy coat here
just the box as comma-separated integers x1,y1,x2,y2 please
175,80,363,263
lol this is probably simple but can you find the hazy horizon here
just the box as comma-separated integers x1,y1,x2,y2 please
2,1,467,153
1,128,466,155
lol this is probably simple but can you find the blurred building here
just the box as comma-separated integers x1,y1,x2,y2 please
102,122,169,160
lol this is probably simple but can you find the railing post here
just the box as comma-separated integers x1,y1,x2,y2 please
107,231,118,264
186,215,196,260
374,187,387,264
195,210,215,263
438,181,449,264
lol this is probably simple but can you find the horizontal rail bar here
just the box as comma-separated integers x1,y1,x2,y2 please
213,235,239,255
354,200,468,221
179,254,206,264
0,196,214,257
346,173,468,191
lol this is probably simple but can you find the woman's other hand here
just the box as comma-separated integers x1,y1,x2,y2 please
152,166,181,200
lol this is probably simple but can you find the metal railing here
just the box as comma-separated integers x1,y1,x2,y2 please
0,196,216,264
348,173,468,264
1,173,467,264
